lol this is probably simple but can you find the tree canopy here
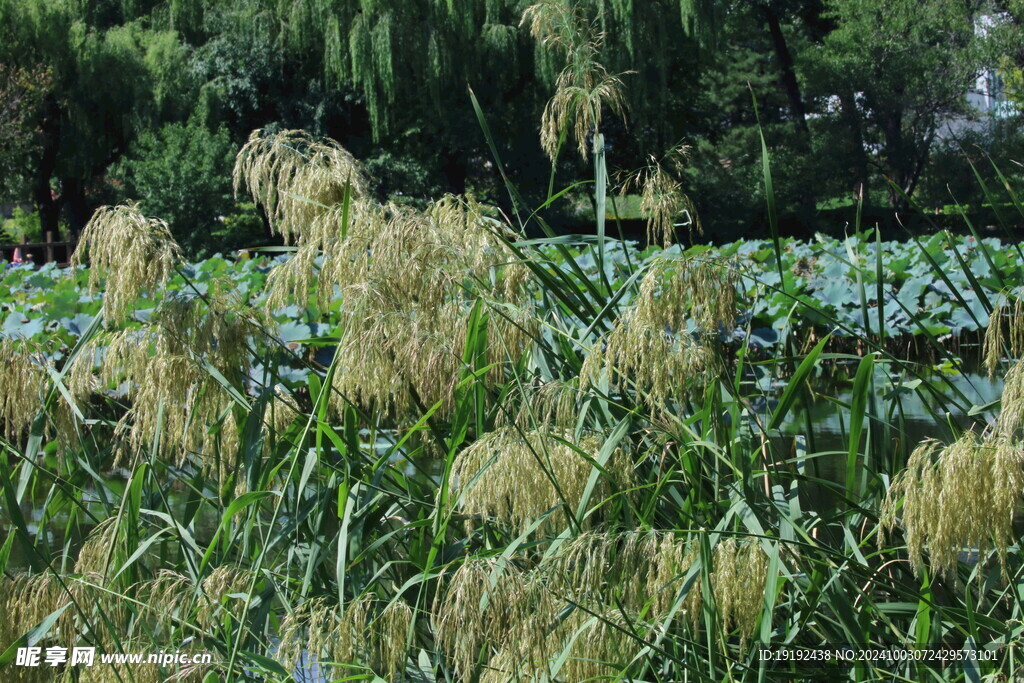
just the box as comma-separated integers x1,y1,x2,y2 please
0,0,1018,250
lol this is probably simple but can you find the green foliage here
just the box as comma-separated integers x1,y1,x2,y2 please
109,118,239,254
0,208,42,244
2,128,1024,682
812,0,984,200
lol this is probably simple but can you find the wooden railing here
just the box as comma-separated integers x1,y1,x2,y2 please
0,232,77,267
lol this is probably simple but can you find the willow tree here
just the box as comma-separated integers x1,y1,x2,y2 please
191,0,719,198
0,0,193,236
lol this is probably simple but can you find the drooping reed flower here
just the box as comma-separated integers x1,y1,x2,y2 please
72,203,181,324
712,538,768,645
624,147,702,246
499,378,582,430
0,338,45,439
882,433,1024,580
278,594,404,680
236,128,535,422
983,296,1024,378
233,128,368,243
1,572,128,668
197,566,253,630
287,196,532,420
434,558,533,680
522,1,628,161
450,427,632,534
435,536,705,681
545,530,701,622
0,573,62,649
74,517,122,577
67,287,257,470
997,361,1024,439
136,570,196,637
371,599,413,680
583,256,738,409
77,648,163,683
521,1,626,153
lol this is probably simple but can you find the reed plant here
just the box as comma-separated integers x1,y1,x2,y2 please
2,4,1024,682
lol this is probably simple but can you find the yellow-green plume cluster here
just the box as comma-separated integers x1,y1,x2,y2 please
0,573,128,680
583,256,738,409
197,565,254,630
712,538,769,645
450,427,632,534
235,130,535,421
882,432,1024,580
983,296,1024,377
258,189,533,419
546,530,701,621
0,338,44,439
0,570,218,682
72,203,181,324
74,517,123,577
996,361,1024,439
522,1,628,161
233,128,368,243
434,559,531,681
499,378,582,430
435,532,720,681
67,287,256,470
626,148,701,246
278,594,410,682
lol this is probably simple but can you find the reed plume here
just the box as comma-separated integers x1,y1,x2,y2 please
983,296,1024,377
278,594,408,681
67,287,257,470
450,427,632,534
522,1,628,161
712,537,768,645
0,338,45,439
233,128,367,243
434,558,532,680
882,433,1024,580
72,203,181,324
625,147,701,246
583,256,738,409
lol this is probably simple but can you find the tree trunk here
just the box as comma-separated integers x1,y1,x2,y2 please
878,108,915,211
34,96,61,239
838,90,869,200
763,1,809,139
61,176,90,235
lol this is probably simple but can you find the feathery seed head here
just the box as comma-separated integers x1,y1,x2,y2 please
197,566,253,629
259,190,532,421
523,1,629,161
546,531,701,621
73,203,181,324
372,600,413,681
882,433,1024,580
997,361,1024,439
983,296,1024,378
267,593,401,677
450,427,632,534
434,558,531,680
583,256,738,410
0,338,45,439
712,538,768,645
74,517,122,577
626,148,701,246
234,128,368,243
68,287,256,471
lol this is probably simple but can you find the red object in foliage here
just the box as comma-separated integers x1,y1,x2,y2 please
12,248,22,264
